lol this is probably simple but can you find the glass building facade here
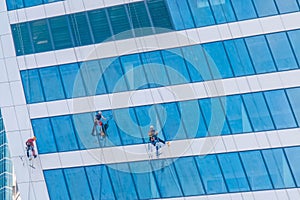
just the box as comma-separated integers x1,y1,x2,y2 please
1,0,300,199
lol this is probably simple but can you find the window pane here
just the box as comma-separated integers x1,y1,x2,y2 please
240,151,273,190
226,95,252,134
30,19,52,52
287,29,300,65
174,157,205,196
49,16,73,50
44,169,70,200
108,163,138,199
231,0,257,20
69,13,93,46
286,87,300,124
195,155,227,194
32,118,57,154
147,0,174,33
141,51,170,88
152,159,183,197
24,0,42,7
80,60,105,96
242,92,275,131
224,39,255,77
187,0,215,27
252,0,278,17
6,0,24,10
267,32,298,71
181,45,209,82
128,2,154,37
87,9,112,43
264,90,297,129
245,35,277,73
274,0,299,13
120,54,147,90
21,70,45,103
199,98,231,136
64,167,92,200
218,153,250,192
129,161,160,199
285,146,300,186
100,58,128,93
209,0,236,23
203,42,233,79
179,100,208,138
262,148,295,188
59,63,86,98
11,23,33,55
102,110,123,147
85,165,115,200
51,116,79,152
39,67,65,101
113,108,144,145
108,5,133,40
161,48,191,85
165,0,195,30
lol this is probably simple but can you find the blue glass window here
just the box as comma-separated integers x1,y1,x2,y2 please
101,110,123,147
127,2,154,37
174,157,205,196
30,19,52,52
69,13,93,46
209,0,236,23
245,35,277,73
242,92,275,131
133,105,155,140
113,108,144,145
226,95,252,134
39,67,65,101
6,0,24,10
85,165,115,200
262,148,295,188
203,42,233,79
108,5,133,40
285,147,300,186
129,161,160,199
264,90,297,129
32,118,57,154
288,29,300,64
108,163,138,199
223,39,255,76
147,0,174,33
240,151,273,190
24,0,42,7
286,87,300,124
120,54,147,90
179,100,208,138
199,98,231,136
49,16,73,50
87,9,112,43
187,0,215,27
100,58,128,93
218,153,250,192
165,0,195,30
230,0,257,20
252,0,278,17
11,23,33,55
44,169,70,200
161,48,191,85
50,116,79,152
21,70,45,103
59,63,87,99
141,51,170,88
274,0,299,14
267,32,298,71
196,155,227,194
152,159,183,197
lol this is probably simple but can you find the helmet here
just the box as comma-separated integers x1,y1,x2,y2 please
150,125,154,129
33,136,37,141
98,111,102,114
